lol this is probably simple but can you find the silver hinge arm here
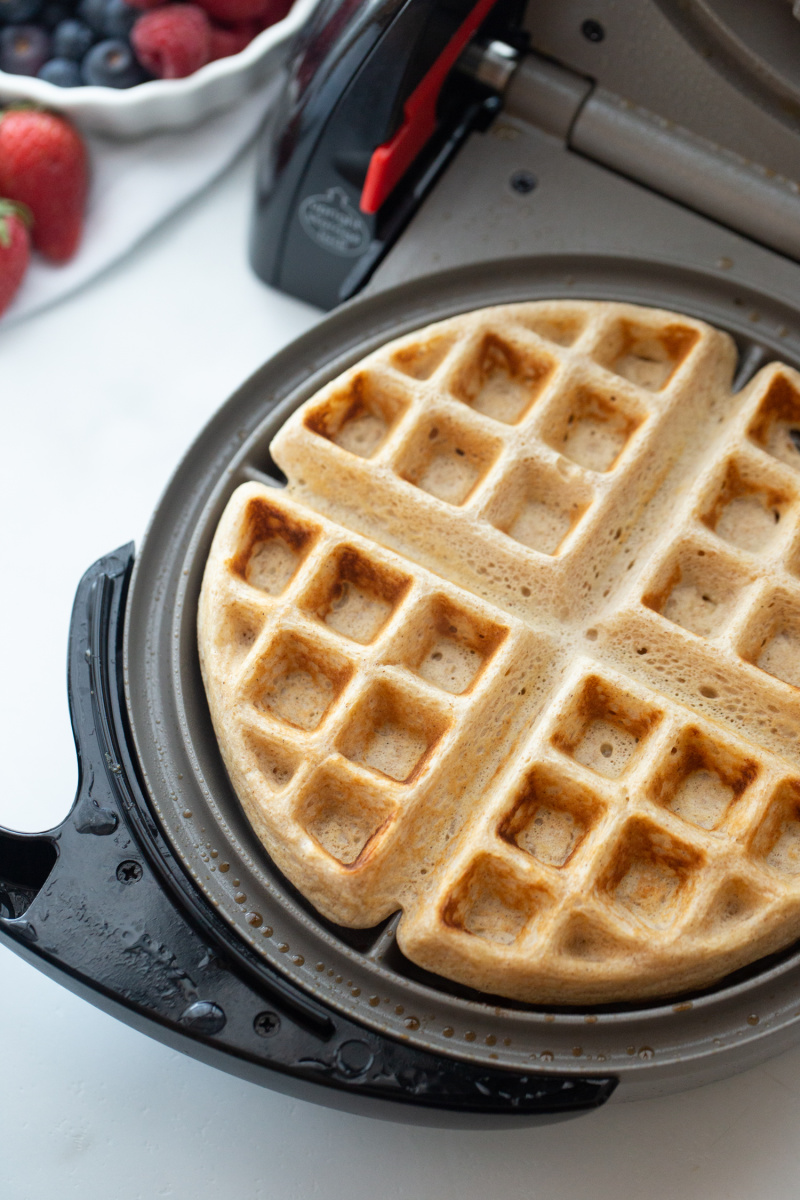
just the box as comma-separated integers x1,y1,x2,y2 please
505,53,800,263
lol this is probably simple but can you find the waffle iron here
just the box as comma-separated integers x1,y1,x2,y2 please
5,0,800,1124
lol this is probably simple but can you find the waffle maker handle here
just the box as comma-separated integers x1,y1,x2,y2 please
0,547,616,1121
250,0,525,309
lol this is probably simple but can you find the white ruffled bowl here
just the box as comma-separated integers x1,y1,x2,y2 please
0,0,317,138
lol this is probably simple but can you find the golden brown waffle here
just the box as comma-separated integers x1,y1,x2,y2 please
199,300,800,1004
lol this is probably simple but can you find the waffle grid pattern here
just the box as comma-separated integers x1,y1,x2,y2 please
201,489,551,929
609,361,800,762
199,302,800,1003
274,301,731,626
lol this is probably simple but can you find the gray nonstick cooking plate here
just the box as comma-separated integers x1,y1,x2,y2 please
3,254,800,1121
123,252,800,1105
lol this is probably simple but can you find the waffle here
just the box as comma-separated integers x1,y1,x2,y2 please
199,300,800,1004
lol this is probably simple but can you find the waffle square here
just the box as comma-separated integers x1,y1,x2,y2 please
199,301,800,1003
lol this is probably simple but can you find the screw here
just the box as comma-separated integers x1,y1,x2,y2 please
509,170,537,195
581,18,605,42
254,1010,281,1038
116,860,143,884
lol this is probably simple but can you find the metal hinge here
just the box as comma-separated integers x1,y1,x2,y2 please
505,51,800,263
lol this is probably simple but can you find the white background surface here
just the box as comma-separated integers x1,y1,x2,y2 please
3,147,800,1200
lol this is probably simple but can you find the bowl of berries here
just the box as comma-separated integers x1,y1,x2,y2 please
0,0,316,136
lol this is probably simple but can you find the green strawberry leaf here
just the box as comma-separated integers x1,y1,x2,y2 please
0,199,33,248
0,101,45,116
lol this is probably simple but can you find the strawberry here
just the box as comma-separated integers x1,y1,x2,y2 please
0,108,88,264
0,199,31,316
131,5,211,79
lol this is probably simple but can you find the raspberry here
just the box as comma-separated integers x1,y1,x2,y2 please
196,0,285,27
208,20,253,59
130,4,210,79
255,0,291,28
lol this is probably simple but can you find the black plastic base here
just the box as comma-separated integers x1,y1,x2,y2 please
0,548,616,1124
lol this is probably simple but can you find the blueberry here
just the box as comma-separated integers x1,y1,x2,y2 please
0,24,50,73
53,17,93,58
39,0,69,28
101,0,135,37
81,37,143,86
0,0,41,25
38,54,82,84
76,0,106,33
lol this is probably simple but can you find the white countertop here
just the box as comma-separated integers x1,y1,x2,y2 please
3,146,800,1200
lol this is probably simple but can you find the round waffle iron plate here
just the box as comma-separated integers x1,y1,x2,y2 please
125,255,800,1101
